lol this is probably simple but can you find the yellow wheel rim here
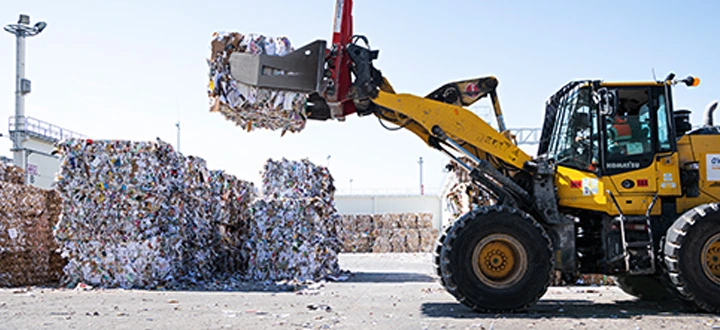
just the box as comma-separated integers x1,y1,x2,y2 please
702,233,720,285
472,234,528,289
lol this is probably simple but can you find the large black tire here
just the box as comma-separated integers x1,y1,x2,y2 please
438,205,554,312
434,223,454,285
664,203,720,313
615,275,674,301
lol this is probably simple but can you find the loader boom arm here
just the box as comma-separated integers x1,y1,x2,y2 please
370,88,531,171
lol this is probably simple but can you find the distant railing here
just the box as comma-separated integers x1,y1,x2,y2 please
509,127,541,145
336,188,440,196
8,116,85,142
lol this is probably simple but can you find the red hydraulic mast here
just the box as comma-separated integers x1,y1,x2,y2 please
324,0,356,118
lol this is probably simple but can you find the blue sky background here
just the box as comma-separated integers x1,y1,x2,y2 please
1,0,718,193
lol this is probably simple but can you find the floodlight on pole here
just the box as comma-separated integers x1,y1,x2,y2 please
5,14,47,184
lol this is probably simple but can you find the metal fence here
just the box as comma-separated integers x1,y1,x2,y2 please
8,116,85,142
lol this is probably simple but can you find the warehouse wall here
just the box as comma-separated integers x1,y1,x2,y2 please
22,137,60,189
335,194,443,230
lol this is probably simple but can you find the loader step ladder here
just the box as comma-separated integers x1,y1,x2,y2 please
607,192,658,275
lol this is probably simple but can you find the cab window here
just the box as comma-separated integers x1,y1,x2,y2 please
546,87,598,171
603,87,672,174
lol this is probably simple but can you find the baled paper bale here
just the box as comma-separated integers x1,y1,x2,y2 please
208,32,307,134
0,181,64,287
54,138,256,289
399,213,418,229
419,228,440,252
339,214,375,253
372,234,392,253
390,229,407,252
0,163,24,184
405,229,421,252
417,213,434,229
246,198,340,282
261,158,335,200
247,157,341,281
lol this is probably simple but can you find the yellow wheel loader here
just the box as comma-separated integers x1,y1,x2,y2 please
225,0,720,313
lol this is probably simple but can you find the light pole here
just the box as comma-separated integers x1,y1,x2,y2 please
5,14,47,182
418,156,424,195
175,121,180,152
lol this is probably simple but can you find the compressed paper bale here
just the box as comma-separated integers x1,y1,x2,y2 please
261,158,335,200
54,138,257,289
390,229,407,252
207,32,307,134
417,213,434,229
372,234,392,253
356,214,374,239
405,229,421,252
246,198,340,282
419,228,440,252
0,180,64,287
354,236,374,253
374,214,393,230
397,213,410,229
246,157,340,281
0,163,24,184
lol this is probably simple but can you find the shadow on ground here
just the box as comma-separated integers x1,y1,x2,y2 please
344,271,435,283
421,298,711,319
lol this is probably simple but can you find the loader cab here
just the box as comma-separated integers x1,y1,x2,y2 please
540,81,675,176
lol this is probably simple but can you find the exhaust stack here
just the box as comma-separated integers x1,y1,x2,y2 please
704,100,719,126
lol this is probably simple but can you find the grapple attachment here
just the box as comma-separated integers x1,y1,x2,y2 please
228,40,327,93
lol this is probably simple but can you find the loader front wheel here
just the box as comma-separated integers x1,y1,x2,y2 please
664,203,720,313
439,205,554,312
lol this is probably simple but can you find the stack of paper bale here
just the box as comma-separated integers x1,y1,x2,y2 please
444,157,494,223
208,32,307,135
0,162,25,184
337,214,374,252
207,170,256,276
54,139,256,289
246,158,341,282
0,168,65,287
337,213,438,253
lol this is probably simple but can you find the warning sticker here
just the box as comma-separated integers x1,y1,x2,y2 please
582,178,599,196
706,154,720,181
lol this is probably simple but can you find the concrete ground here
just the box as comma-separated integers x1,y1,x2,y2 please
0,253,718,330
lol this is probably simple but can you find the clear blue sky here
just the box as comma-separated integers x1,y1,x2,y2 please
2,0,719,193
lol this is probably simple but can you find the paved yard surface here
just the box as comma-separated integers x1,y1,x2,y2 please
1,253,718,329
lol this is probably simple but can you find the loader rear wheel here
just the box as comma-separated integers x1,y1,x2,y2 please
439,205,554,312
664,203,720,313
615,275,673,301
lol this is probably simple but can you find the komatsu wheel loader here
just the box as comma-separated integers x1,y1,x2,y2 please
227,0,720,313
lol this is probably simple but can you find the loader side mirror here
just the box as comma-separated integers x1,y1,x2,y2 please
595,88,617,117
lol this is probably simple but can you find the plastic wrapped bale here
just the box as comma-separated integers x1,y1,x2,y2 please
0,183,64,287
208,32,307,135
246,198,340,282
